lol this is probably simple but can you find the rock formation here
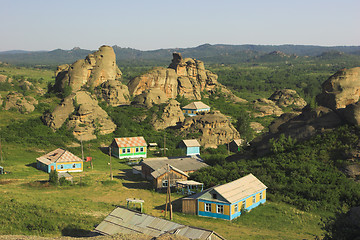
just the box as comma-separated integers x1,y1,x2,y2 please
317,67,360,110
269,89,307,109
53,45,125,93
132,88,169,108
127,53,247,102
3,92,38,113
252,98,284,117
151,99,185,130
97,80,130,106
181,111,240,148
42,91,116,141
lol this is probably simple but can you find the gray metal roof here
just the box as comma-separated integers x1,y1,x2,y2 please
151,165,189,179
142,156,208,173
95,207,225,239
183,101,210,110
181,139,201,147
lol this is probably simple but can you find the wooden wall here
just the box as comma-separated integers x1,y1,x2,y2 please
182,198,197,215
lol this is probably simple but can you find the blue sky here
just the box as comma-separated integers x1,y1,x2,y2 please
0,0,359,51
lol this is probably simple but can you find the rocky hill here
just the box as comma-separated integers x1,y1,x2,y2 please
127,52,246,102
180,111,240,148
252,67,360,156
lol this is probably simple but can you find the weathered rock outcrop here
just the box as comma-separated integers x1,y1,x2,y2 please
252,98,284,117
98,80,130,106
132,88,169,108
151,99,185,130
3,92,38,113
128,53,247,102
42,91,116,141
181,111,240,148
53,45,123,92
316,67,360,110
269,89,307,109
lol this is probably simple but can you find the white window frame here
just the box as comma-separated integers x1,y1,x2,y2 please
72,164,76,168
259,192,263,200
205,203,211,212
122,148,126,154
217,204,224,214
252,196,256,204
140,147,144,152
162,180,168,187
136,147,139,153
127,148,130,153
242,200,246,208
234,203,238,212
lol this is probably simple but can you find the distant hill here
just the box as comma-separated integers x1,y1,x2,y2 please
0,44,360,67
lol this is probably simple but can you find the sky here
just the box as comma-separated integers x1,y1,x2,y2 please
0,0,359,51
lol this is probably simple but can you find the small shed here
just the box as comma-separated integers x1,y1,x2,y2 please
182,101,211,116
36,148,83,173
229,139,244,152
176,180,204,195
179,139,201,156
110,137,147,159
148,142,158,151
58,172,73,183
151,165,189,189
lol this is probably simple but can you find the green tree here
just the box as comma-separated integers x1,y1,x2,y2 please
49,170,58,185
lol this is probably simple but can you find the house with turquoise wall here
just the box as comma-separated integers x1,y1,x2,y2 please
179,139,201,156
182,174,267,220
182,102,210,117
36,148,83,173
110,137,147,159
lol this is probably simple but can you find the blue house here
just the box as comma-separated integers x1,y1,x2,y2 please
36,148,83,173
182,102,210,116
179,139,201,156
182,174,267,220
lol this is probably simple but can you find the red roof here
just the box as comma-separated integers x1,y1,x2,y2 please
114,137,147,148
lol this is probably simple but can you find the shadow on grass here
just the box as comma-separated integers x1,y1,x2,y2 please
155,197,183,213
26,162,38,169
61,226,95,237
99,147,109,155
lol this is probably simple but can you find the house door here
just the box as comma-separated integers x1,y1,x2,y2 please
51,166,54,171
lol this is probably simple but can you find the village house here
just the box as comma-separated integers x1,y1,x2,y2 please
182,174,267,220
179,139,201,156
141,156,208,190
110,136,147,159
229,139,244,153
95,207,225,239
36,148,83,173
182,101,210,116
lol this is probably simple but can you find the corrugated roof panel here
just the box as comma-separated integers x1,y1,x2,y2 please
183,101,210,110
182,139,201,147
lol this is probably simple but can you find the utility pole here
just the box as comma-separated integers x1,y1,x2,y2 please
109,147,113,180
0,137,3,163
164,132,166,156
88,144,93,170
164,164,172,220
80,136,84,161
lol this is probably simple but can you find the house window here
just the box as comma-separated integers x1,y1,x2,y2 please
72,164,76,168
60,165,64,169
162,180,168,188
217,205,224,214
136,147,139,153
242,200,246,208
205,203,211,212
122,148,126,154
252,196,256,204
140,147,144,152
259,192,263,200
234,204,238,212
127,148,130,153
212,193,217,199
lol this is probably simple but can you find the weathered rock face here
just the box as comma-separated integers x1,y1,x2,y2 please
316,67,360,110
127,53,247,102
42,91,116,141
269,89,307,109
98,80,130,106
252,98,284,117
53,45,123,92
132,88,169,108
151,99,185,130
3,92,38,113
181,111,240,148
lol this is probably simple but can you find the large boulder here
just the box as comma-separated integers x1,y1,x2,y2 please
53,45,123,92
316,67,360,110
269,89,307,110
132,88,169,108
98,80,130,106
252,98,284,117
3,92,38,113
42,91,116,141
181,111,240,148
127,53,247,102
151,99,185,130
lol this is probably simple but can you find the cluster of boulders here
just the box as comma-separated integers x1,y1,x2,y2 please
2,92,38,113
252,67,360,156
